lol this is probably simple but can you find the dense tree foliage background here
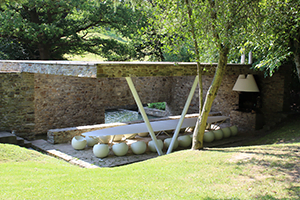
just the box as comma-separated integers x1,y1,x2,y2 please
0,0,147,60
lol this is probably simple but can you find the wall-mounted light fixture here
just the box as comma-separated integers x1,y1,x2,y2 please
232,74,259,92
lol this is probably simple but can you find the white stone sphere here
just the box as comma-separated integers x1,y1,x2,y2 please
86,136,98,147
203,131,215,143
112,134,123,142
222,127,231,138
164,138,178,150
71,136,87,150
131,141,147,155
93,144,109,158
178,135,192,148
112,143,128,156
148,140,164,152
213,129,224,140
138,132,148,137
230,126,238,136
98,135,111,144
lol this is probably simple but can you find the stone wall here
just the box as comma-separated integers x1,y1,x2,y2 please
34,74,104,134
0,61,291,138
0,72,35,139
34,75,172,134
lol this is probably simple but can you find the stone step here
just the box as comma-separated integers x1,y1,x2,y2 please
0,132,17,144
21,140,32,148
0,131,31,148
16,136,25,146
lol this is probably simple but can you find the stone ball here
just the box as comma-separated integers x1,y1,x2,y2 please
230,126,238,136
112,143,128,156
93,144,109,158
131,141,147,155
213,129,224,140
203,131,215,143
86,136,98,147
148,139,164,152
178,135,192,148
124,133,137,139
112,134,123,142
138,132,148,137
71,136,87,150
164,138,178,150
222,127,231,138
98,135,112,144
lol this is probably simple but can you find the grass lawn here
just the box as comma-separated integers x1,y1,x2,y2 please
1,116,300,199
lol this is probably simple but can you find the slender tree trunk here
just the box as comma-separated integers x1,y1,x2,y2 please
184,0,204,146
293,39,300,82
192,46,229,150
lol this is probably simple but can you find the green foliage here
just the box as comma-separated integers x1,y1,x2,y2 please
147,102,166,110
0,0,147,60
250,0,300,77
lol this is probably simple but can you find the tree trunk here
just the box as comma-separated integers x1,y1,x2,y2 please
192,46,229,150
38,44,51,60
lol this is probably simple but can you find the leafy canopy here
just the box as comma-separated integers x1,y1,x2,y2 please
250,0,300,77
0,0,147,60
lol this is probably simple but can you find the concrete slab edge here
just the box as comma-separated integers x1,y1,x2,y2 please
31,140,99,169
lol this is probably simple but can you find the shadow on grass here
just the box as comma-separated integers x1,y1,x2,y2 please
202,194,289,200
208,144,300,199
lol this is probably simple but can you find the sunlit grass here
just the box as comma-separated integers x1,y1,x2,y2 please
64,30,129,62
1,115,300,199
1,141,299,199
64,53,105,61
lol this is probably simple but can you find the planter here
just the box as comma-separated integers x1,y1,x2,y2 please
203,131,215,143
148,139,164,152
93,144,109,158
112,143,128,156
131,141,147,155
71,136,87,150
178,135,192,148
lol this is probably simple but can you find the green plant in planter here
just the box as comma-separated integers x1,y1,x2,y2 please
147,102,166,110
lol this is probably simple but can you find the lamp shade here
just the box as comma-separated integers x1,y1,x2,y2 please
232,74,259,92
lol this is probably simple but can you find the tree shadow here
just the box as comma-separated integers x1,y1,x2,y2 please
206,144,300,199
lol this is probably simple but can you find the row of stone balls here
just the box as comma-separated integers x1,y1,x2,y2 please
71,134,194,158
203,125,238,143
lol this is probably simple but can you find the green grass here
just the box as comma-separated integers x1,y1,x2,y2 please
1,116,300,199
64,30,128,62
247,114,300,145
